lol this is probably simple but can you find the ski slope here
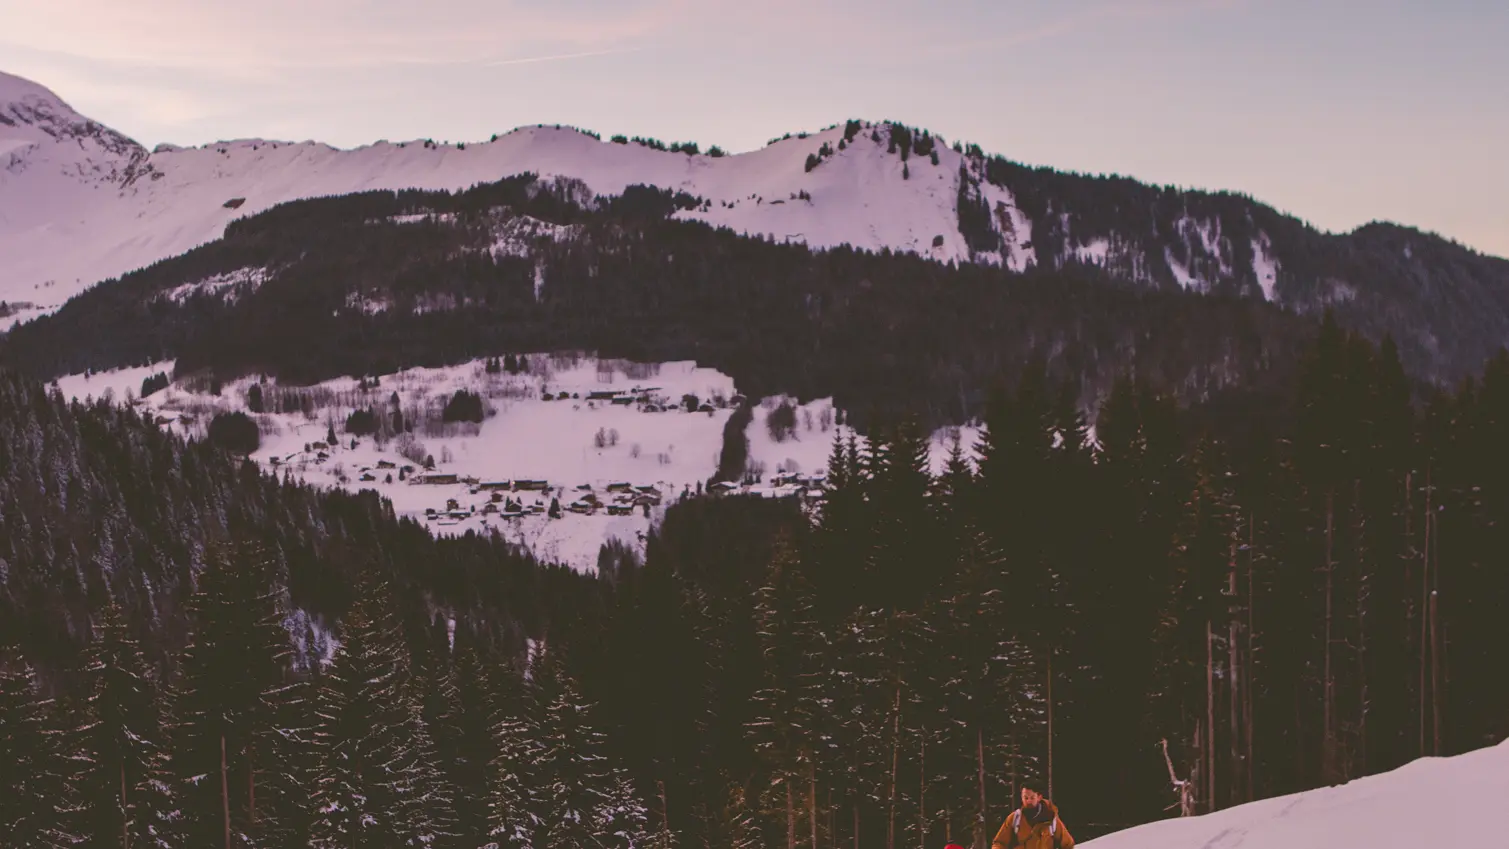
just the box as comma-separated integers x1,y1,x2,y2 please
1084,742,1508,848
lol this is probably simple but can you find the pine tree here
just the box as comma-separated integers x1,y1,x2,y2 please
308,575,456,848
1,648,79,847
747,533,829,848
170,543,304,849
72,602,172,849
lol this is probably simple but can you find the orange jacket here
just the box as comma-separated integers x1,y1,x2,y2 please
991,801,1074,849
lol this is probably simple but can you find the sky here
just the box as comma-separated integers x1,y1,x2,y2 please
3,0,1507,257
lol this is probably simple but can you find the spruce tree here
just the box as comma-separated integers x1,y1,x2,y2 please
171,543,304,849
308,574,455,848
72,602,172,849
0,648,79,847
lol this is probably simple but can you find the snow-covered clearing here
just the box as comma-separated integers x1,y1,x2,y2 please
58,356,974,573
1084,742,1508,848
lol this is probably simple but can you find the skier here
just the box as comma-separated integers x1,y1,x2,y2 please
990,785,1074,849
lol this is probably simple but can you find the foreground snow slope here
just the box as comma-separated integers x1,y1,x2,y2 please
1084,741,1508,848
1,70,1032,328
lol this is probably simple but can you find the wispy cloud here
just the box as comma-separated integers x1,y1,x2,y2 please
918,0,1241,56
481,47,648,68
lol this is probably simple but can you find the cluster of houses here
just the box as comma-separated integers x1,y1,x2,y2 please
538,384,746,415
415,476,672,524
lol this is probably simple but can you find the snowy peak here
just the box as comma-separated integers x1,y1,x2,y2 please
0,70,143,161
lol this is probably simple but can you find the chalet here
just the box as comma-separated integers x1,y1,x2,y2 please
634,485,660,495
501,508,525,519
312,441,328,450
698,403,715,413
710,481,740,494
490,491,504,503
448,510,469,520
446,498,460,511
481,503,499,515
607,504,634,516
581,492,602,506
376,460,396,469
568,500,593,514
642,404,665,413
606,482,633,493
478,481,511,491
316,452,330,461
586,390,618,401
416,473,459,485
359,472,376,482
401,465,415,473
576,484,593,491
424,508,437,517
514,479,549,492
610,396,634,406
633,494,661,507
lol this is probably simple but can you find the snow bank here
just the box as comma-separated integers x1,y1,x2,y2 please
1084,742,1509,848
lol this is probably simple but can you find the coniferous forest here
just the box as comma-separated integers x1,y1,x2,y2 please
4,310,1509,847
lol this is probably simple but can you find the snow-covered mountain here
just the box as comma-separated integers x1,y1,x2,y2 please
1,70,1028,328
1084,740,1507,848
7,68,1509,384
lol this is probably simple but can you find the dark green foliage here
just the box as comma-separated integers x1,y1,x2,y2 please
247,381,264,413
442,389,484,423
4,174,1336,431
309,576,455,847
208,410,259,454
713,400,754,483
765,400,797,442
140,371,169,398
708,145,727,158
170,543,307,847
0,649,75,847
71,603,173,849
344,407,378,436
956,168,1001,255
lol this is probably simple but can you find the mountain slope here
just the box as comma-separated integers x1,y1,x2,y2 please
6,69,1509,387
1085,741,1508,848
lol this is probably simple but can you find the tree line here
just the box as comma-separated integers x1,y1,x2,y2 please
6,312,1509,847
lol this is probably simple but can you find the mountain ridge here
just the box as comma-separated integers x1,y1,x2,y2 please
6,69,1509,394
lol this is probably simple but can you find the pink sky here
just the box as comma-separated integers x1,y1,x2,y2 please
3,0,1506,257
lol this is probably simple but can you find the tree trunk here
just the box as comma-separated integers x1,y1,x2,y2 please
220,733,231,849
918,732,927,849
1246,513,1256,803
247,740,256,831
1420,467,1431,757
1205,619,1215,812
976,724,988,849
122,761,130,849
789,779,798,849
1322,492,1337,782
1430,590,1443,756
1228,536,1241,807
888,680,902,849
1046,650,1054,800
810,763,819,849
660,780,671,837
